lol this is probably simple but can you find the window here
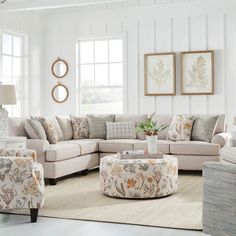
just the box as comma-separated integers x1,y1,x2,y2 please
0,32,26,117
78,37,124,114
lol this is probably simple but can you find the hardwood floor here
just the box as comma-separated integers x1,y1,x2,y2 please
0,214,209,236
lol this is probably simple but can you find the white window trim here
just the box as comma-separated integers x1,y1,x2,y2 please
0,29,28,117
76,33,127,115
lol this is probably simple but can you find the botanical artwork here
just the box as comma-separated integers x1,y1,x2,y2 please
182,51,214,94
145,53,175,95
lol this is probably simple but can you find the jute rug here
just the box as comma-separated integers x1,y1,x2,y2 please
5,171,203,230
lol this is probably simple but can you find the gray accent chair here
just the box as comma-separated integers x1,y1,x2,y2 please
202,148,236,236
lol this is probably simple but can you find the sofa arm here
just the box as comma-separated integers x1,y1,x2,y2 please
26,139,49,163
211,132,232,147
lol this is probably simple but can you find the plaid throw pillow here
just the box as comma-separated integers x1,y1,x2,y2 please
106,122,136,139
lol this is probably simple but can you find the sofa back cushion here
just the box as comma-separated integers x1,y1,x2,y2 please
56,116,73,140
115,114,148,140
152,114,173,140
8,117,28,137
106,122,136,139
87,114,115,139
153,114,226,140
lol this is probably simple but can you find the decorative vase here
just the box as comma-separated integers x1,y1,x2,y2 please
146,135,157,154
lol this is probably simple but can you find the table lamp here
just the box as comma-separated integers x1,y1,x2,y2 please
0,84,16,139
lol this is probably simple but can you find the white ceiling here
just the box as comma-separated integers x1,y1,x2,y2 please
0,0,197,12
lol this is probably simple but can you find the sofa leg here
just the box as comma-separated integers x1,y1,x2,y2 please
30,208,38,223
49,179,57,185
81,169,88,176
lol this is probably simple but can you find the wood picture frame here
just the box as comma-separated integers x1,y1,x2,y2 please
144,52,176,96
181,50,214,95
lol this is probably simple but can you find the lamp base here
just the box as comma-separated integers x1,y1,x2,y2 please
0,107,8,139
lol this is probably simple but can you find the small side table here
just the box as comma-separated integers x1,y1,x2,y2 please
0,136,27,149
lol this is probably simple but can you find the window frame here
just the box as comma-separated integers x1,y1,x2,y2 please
76,33,127,115
0,30,28,117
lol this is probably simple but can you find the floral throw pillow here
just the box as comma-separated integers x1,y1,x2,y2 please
70,115,89,139
167,115,195,141
40,117,59,144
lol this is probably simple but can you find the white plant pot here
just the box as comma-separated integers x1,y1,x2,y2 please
146,135,157,154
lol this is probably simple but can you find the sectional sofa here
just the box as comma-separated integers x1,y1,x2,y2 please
8,114,230,185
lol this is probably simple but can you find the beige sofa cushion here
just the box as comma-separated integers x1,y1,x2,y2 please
152,115,173,140
133,140,173,154
99,139,139,153
8,117,28,137
170,141,220,156
59,139,101,155
46,143,80,162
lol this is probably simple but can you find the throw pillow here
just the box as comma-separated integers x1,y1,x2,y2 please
56,116,73,140
115,114,148,140
70,115,89,139
24,118,47,140
40,117,59,144
106,122,136,139
87,115,115,139
167,115,195,141
38,116,64,141
191,116,219,143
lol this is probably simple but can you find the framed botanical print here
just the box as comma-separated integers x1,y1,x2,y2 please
181,50,214,95
144,53,176,96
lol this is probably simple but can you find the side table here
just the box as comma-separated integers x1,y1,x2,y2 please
0,136,27,149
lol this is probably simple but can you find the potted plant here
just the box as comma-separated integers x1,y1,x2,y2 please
136,113,168,154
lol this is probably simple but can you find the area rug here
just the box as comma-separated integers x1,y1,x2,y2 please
4,171,203,230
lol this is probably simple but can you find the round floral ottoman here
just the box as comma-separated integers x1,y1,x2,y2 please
99,155,178,199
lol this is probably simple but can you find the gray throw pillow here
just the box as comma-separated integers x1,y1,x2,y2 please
24,118,47,140
106,122,136,139
191,116,219,143
87,115,115,139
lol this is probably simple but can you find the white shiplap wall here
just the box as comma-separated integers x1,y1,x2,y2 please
41,0,236,131
0,12,42,116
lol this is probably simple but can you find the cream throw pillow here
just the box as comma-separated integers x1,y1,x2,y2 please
167,115,195,141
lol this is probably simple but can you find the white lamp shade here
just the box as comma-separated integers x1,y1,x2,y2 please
0,85,16,105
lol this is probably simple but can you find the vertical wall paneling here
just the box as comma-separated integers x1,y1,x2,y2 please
39,1,236,133
139,18,155,113
189,15,208,114
172,17,189,114
208,14,225,114
155,17,173,114
123,18,139,113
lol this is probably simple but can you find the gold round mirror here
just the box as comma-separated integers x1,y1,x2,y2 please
51,58,69,78
52,83,69,103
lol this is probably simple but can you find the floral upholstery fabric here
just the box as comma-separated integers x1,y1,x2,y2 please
0,149,37,161
0,149,44,209
40,117,59,144
70,115,89,139
167,115,195,141
100,155,178,199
